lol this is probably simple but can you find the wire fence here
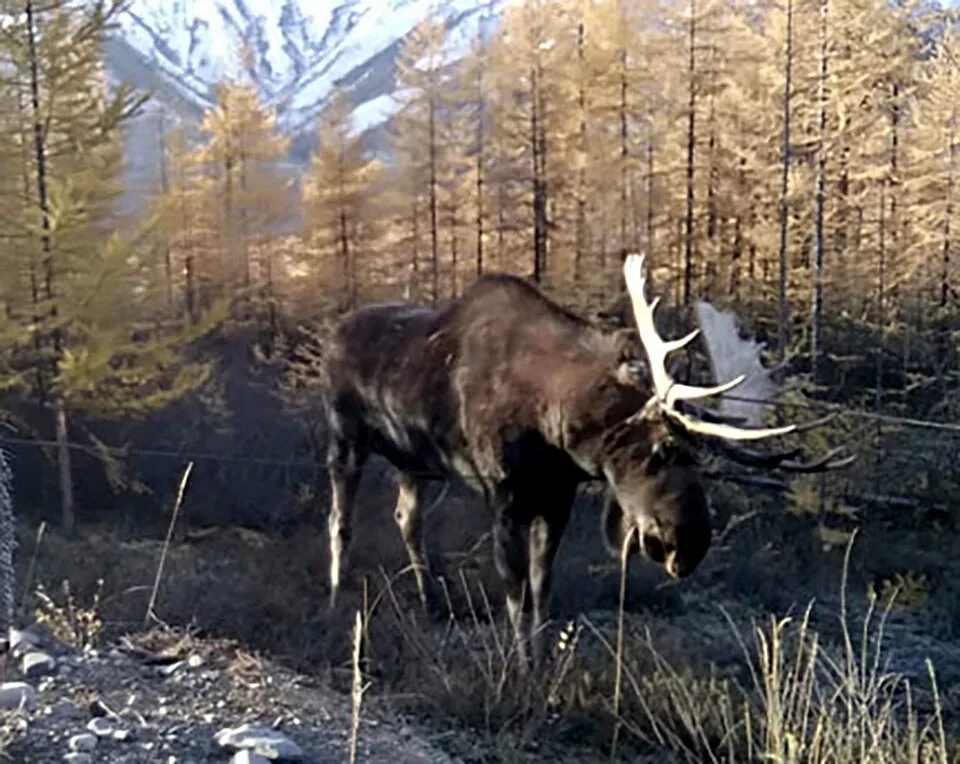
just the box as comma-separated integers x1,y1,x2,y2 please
1,390,958,460
1,391,958,511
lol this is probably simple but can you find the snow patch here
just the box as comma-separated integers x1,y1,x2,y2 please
351,93,398,133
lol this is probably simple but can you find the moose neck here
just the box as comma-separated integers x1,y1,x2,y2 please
556,368,655,480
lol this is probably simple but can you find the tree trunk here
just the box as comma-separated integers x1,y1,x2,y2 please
26,0,53,310
777,0,793,361
240,155,251,289
339,208,351,309
28,0,74,530
531,62,548,283
706,45,717,248
184,215,196,324
474,18,486,278
683,0,697,306
158,114,174,317
876,82,900,412
410,197,420,301
811,0,828,388
876,188,885,413
428,96,439,304
646,125,655,254
937,133,954,393
619,41,629,263
475,107,485,278
574,17,587,284
450,200,460,298
15,82,46,399
223,141,234,299
941,125,956,309
889,81,900,397
336,150,353,310
496,182,505,267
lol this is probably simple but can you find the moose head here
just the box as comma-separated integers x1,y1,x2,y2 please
597,253,852,577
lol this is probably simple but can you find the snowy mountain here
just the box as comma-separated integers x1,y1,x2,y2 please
106,1,501,175
104,0,502,216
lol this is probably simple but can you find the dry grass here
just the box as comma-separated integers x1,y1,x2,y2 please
145,461,193,626
10,491,960,763
350,535,957,762
579,536,956,763
0,715,26,763
33,577,103,650
349,608,368,764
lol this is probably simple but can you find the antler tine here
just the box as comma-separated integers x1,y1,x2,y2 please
667,408,797,441
711,440,856,473
623,253,801,442
789,412,838,434
664,375,747,408
680,401,752,427
623,253,684,402
780,448,857,473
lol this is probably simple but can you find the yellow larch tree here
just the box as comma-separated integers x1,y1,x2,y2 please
302,87,384,311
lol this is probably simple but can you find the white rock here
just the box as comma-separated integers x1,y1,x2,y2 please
22,650,57,678
0,681,36,711
112,728,132,741
232,752,272,764
159,660,185,676
214,724,304,761
9,628,41,657
63,754,93,764
87,717,115,737
68,733,97,752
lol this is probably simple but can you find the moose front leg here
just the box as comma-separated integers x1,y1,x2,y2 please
393,472,436,613
327,436,367,611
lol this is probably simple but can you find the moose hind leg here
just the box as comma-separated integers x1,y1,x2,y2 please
393,473,436,612
528,498,573,669
493,505,531,668
327,437,366,611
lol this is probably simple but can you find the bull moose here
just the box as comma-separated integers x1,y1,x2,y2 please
320,254,851,666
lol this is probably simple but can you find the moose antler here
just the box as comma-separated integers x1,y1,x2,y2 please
623,253,795,441
623,253,855,472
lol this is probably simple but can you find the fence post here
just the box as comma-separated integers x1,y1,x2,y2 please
0,444,15,679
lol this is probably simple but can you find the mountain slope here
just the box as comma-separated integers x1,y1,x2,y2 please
109,1,500,151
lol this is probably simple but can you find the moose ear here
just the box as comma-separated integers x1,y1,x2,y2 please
613,329,647,387
612,328,643,364
601,491,640,559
